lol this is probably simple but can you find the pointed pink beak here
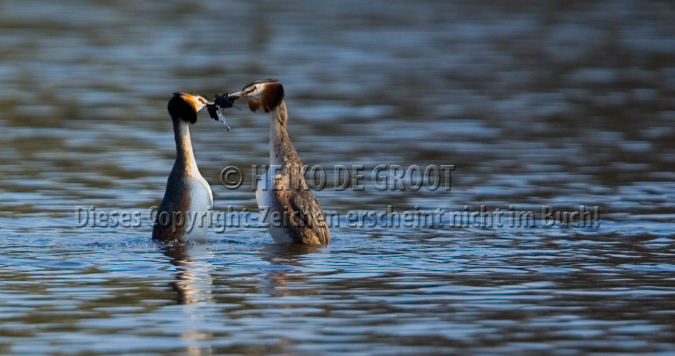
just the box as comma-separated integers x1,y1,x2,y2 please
229,91,247,99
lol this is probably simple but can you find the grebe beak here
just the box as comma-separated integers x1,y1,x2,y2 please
228,90,247,99
230,84,258,99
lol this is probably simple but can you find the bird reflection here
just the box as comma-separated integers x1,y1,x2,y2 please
159,241,215,305
154,240,218,356
257,243,323,297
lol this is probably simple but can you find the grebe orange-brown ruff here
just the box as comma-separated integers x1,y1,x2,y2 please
229,80,331,245
152,93,216,241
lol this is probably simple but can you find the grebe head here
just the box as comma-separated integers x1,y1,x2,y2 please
168,92,209,124
230,79,284,113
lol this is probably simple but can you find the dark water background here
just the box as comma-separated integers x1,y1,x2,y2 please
1,0,674,354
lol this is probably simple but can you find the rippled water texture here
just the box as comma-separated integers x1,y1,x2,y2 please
1,0,674,354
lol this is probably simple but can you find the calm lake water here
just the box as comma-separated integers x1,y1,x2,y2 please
1,0,675,354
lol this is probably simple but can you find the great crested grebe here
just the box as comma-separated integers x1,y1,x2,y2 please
152,93,215,241
229,80,331,244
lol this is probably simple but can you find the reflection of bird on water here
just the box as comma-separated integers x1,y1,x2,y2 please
229,80,331,245
161,242,215,305
152,93,214,242
257,244,322,297
158,241,216,356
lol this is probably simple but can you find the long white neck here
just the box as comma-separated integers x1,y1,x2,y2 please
173,118,200,177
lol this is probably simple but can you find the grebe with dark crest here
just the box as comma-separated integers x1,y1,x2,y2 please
228,80,331,244
152,92,233,241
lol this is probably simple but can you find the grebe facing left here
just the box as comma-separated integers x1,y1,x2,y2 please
152,93,213,242
230,80,331,245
